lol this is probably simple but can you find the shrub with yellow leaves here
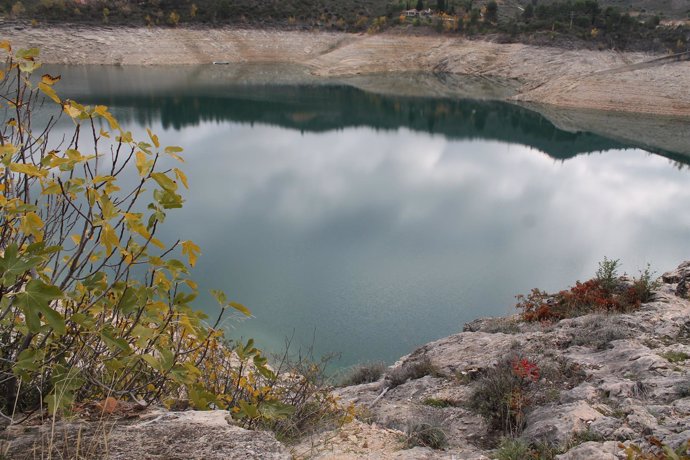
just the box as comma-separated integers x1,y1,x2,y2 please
0,42,292,426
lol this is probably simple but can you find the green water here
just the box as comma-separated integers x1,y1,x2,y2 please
48,65,690,368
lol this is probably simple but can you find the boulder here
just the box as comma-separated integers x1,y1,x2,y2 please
554,441,622,460
522,401,605,445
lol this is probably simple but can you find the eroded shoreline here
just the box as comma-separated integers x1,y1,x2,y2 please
3,24,690,118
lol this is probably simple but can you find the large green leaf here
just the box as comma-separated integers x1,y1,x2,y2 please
15,280,64,335
25,242,61,256
142,354,164,373
237,400,259,419
13,348,45,377
153,188,183,209
131,324,155,348
229,301,251,317
188,385,216,410
159,347,174,370
211,289,251,316
100,329,132,354
118,286,140,314
151,172,178,192
210,289,227,306
0,243,42,284
82,271,106,291
260,400,295,420
173,291,196,306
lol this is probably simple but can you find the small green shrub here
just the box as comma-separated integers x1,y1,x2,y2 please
495,437,532,460
468,356,540,435
532,358,585,407
677,321,690,345
367,15,387,33
530,440,567,460
620,438,690,459
676,382,690,398
404,420,447,449
387,356,439,387
339,362,387,386
434,19,443,32
633,264,660,303
536,357,586,402
631,380,650,399
661,351,690,363
569,428,605,445
260,351,354,443
423,397,458,408
354,15,369,29
517,433,609,460
596,256,620,294
569,316,631,350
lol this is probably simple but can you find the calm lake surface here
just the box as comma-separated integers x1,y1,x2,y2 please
49,65,690,369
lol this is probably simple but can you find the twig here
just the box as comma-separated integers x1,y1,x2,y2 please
128,414,165,428
369,386,389,408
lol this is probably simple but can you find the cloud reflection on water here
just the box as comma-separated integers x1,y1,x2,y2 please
149,122,690,366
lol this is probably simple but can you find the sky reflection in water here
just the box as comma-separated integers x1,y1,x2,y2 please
48,69,690,367
150,121,689,367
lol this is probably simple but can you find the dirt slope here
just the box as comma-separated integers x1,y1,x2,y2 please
3,24,690,117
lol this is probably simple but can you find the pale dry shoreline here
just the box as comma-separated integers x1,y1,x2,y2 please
3,24,690,117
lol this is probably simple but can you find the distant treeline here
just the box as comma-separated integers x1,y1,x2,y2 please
2,0,688,51
2,0,391,27
499,0,689,51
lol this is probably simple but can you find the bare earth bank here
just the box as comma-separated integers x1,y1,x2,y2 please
3,25,690,118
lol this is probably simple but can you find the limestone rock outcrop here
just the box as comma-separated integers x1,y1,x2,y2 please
300,261,690,458
2,410,291,460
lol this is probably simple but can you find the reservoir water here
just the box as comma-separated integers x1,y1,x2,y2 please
48,65,690,369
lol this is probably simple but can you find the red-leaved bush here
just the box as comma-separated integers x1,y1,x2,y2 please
512,357,540,382
516,275,649,322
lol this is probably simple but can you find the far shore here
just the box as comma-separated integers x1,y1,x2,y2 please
3,23,690,117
